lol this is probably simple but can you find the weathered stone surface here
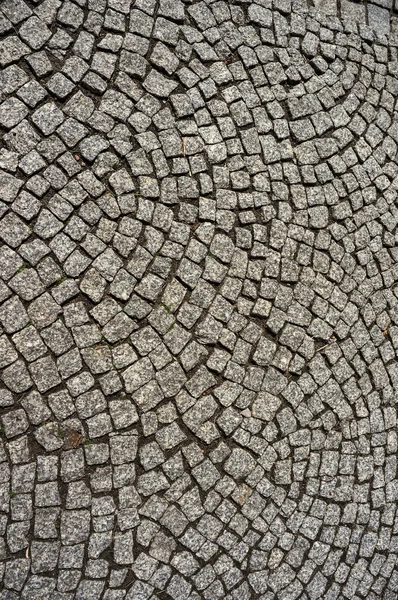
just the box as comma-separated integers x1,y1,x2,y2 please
1,2,398,597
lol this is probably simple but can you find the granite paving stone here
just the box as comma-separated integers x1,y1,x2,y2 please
1,0,398,598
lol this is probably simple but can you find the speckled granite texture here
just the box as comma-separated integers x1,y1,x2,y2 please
1,0,398,599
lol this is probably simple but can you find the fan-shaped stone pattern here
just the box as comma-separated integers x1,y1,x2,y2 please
1,0,398,599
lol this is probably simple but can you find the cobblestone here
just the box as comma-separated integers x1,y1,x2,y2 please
1,0,398,598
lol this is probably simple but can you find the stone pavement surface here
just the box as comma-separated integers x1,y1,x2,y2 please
1,0,398,598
